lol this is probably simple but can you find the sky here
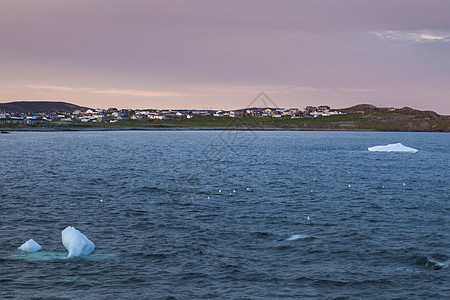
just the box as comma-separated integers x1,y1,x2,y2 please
1,0,450,114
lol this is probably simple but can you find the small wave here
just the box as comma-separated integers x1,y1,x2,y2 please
9,251,67,261
286,234,312,241
124,209,148,216
250,231,273,238
135,186,166,193
427,257,450,270
9,250,114,262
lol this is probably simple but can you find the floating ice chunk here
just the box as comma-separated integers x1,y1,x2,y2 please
368,143,418,153
287,234,311,241
18,239,42,252
61,226,95,258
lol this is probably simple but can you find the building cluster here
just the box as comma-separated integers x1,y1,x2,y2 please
0,105,343,124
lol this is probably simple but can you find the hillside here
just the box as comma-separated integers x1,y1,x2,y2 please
73,105,448,132
1,102,449,132
0,101,89,113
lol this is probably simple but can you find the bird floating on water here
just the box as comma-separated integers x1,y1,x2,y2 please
307,216,311,222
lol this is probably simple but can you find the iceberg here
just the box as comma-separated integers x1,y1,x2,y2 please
61,226,95,258
18,239,42,252
368,143,418,153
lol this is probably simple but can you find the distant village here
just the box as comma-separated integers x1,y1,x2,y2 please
0,105,344,125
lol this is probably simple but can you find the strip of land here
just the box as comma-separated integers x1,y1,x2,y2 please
1,103,449,132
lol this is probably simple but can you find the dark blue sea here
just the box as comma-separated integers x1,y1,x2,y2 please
0,130,449,299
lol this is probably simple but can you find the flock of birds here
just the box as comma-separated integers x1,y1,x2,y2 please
210,187,314,223
96,176,424,228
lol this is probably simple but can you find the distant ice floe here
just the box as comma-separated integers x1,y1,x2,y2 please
61,226,95,258
286,234,311,241
368,143,418,153
18,239,42,252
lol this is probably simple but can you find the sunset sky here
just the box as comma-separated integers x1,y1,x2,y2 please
1,0,449,114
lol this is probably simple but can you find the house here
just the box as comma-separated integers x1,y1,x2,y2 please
112,112,124,117
318,105,330,111
310,111,322,117
148,115,165,120
263,108,273,115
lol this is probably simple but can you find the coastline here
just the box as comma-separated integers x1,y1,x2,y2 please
2,111,449,133
1,125,448,132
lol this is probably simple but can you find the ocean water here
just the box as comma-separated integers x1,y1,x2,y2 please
0,130,449,299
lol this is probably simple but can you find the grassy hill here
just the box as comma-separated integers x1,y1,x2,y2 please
1,102,449,132
0,101,89,113
54,110,449,132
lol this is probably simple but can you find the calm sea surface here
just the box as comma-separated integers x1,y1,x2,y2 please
0,130,449,299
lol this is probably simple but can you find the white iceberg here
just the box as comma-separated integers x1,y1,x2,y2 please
286,234,311,241
368,143,418,153
18,239,42,252
61,226,95,258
